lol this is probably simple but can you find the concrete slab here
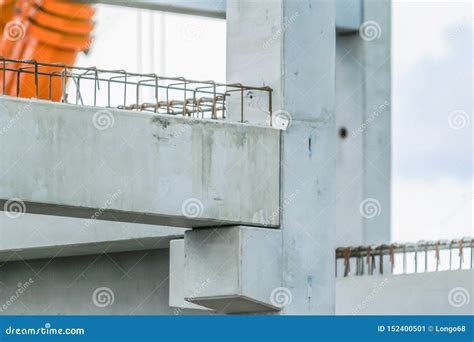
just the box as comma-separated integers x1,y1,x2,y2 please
0,97,280,228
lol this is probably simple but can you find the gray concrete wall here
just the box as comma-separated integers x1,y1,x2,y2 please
0,248,204,315
336,270,473,315
335,0,391,246
0,96,280,228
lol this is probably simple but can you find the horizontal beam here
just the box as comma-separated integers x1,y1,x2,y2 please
74,0,227,19
73,0,361,32
0,213,185,262
0,97,280,228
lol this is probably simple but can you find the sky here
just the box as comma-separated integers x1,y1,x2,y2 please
391,1,472,242
76,1,472,244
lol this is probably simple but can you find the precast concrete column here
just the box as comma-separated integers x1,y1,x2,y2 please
227,0,337,314
335,0,391,246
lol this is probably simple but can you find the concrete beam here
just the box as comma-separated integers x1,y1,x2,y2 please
78,0,361,33
74,0,227,19
0,97,280,228
169,239,211,312
183,226,282,313
0,249,203,315
0,213,185,262
336,0,362,32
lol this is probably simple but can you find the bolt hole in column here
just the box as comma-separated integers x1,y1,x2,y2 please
338,127,348,139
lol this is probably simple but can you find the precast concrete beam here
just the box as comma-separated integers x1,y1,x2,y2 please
183,226,282,313
0,97,280,228
0,213,185,262
76,0,362,33
169,239,211,312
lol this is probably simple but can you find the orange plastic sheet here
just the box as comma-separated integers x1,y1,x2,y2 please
0,0,94,100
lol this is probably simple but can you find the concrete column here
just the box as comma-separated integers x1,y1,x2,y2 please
335,0,391,246
227,0,336,314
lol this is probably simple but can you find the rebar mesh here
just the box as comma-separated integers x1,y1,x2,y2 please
0,57,273,124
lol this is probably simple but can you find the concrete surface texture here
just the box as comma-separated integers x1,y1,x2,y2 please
0,96,280,228
227,0,337,314
0,0,418,318
0,213,185,262
0,248,206,315
335,0,391,246
336,269,473,315
183,226,282,313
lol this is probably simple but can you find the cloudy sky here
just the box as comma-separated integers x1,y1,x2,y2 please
77,1,472,244
392,1,472,242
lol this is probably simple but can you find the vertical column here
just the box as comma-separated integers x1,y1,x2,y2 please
227,0,337,314
335,0,391,246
